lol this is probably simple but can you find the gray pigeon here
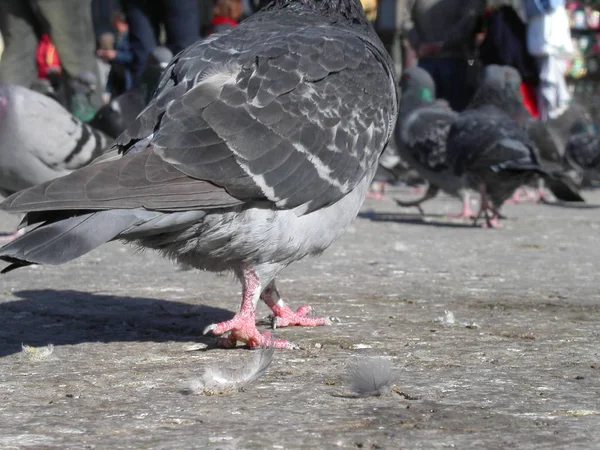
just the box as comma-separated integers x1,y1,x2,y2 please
0,83,110,196
393,67,474,218
474,65,584,203
0,83,110,241
446,102,580,227
0,0,398,350
564,123,600,185
88,46,174,139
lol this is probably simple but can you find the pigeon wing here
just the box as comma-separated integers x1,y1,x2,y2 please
2,24,396,216
447,107,537,175
399,105,458,171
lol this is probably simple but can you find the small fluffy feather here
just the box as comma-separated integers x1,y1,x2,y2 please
185,342,275,395
347,356,396,396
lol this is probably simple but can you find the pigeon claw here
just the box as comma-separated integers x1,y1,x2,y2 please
204,315,296,349
270,303,332,329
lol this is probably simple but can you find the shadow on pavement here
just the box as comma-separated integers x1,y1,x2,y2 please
358,211,480,229
0,289,234,357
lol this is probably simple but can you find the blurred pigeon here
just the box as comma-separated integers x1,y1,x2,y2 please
366,136,413,200
475,65,584,203
392,67,474,218
0,83,109,196
468,64,531,125
70,71,98,122
564,122,600,185
0,83,110,241
88,46,174,139
446,102,582,228
0,0,398,350
446,105,542,227
29,78,58,102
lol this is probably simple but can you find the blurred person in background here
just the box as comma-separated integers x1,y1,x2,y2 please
97,9,134,97
209,0,243,35
374,0,414,75
523,0,573,121
405,0,486,111
479,2,540,117
0,0,103,113
121,0,200,86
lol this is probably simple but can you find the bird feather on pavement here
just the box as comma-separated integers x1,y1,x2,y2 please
393,67,473,218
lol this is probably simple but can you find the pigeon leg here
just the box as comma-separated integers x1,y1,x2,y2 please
473,184,502,228
366,181,386,199
505,187,530,204
203,269,295,349
261,281,332,329
447,192,476,219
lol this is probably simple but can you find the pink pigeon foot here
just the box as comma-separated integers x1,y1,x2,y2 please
473,184,503,228
203,269,297,349
261,282,332,329
204,313,294,349
270,303,332,329
446,203,476,219
366,181,386,199
479,215,502,228
506,187,540,204
446,193,476,219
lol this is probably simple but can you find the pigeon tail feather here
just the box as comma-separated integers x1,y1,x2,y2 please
0,209,164,272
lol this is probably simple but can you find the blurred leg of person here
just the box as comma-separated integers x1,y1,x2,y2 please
122,0,159,86
419,57,469,111
34,0,103,110
161,0,200,54
537,55,571,121
0,0,38,89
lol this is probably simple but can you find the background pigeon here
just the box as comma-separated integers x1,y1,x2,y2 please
564,122,600,186
88,46,174,139
475,65,585,203
392,67,473,218
446,104,544,227
0,83,110,196
0,0,398,350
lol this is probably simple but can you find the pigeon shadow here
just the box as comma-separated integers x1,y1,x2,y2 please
357,211,480,229
0,289,235,357
540,200,600,210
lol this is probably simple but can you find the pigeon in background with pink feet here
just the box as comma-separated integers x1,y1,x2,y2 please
0,0,398,349
472,65,584,204
392,67,475,219
446,102,581,228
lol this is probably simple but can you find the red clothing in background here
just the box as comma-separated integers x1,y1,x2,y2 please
209,16,238,35
520,81,539,118
36,33,61,79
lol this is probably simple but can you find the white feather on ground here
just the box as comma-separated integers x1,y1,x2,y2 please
21,344,54,361
347,356,396,397
185,341,275,395
436,310,480,329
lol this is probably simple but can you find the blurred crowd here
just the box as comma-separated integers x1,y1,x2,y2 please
381,0,574,121
0,0,254,122
0,0,574,124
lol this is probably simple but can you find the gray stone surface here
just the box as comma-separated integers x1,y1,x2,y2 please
0,188,599,449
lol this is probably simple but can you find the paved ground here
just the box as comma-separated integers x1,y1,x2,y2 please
0,187,599,449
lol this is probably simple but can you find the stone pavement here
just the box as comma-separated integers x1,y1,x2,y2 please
0,188,599,449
